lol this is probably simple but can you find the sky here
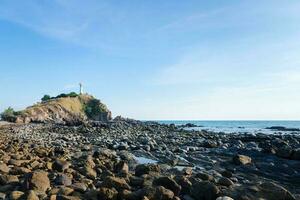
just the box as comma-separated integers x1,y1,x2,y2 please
0,0,300,120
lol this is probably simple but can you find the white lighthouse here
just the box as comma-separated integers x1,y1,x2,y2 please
79,83,83,95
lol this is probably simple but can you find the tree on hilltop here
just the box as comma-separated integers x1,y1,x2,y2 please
41,95,51,102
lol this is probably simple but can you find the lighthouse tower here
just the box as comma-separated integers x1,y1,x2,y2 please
79,83,83,95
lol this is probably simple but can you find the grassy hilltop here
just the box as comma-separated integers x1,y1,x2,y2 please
1,93,112,125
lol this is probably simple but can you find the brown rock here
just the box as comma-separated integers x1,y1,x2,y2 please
0,163,9,173
102,176,131,191
24,171,50,193
153,177,181,196
0,174,19,184
115,161,129,174
83,165,97,180
52,159,71,172
98,187,118,200
10,191,25,200
191,181,219,200
258,182,295,200
154,186,174,200
72,182,87,193
26,190,39,200
135,164,160,176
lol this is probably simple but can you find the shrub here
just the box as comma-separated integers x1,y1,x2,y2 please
84,99,107,119
56,93,67,98
1,107,18,122
41,95,51,102
68,92,78,97
56,92,78,99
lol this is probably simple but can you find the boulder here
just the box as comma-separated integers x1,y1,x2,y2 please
154,186,175,200
153,177,181,196
258,182,295,200
291,149,300,160
102,176,131,191
135,164,160,176
276,146,293,159
191,181,219,200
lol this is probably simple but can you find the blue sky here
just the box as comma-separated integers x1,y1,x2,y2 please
1,0,300,120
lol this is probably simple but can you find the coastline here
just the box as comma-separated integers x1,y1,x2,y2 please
0,120,299,199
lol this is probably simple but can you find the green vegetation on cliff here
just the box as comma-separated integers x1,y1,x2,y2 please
41,92,79,102
0,107,22,122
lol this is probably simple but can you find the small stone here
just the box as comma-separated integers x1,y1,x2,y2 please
8,159,27,167
221,170,232,178
52,159,71,172
182,167,193,176
55,174,72,186
196,172,214,181
130,176,145,187
232,154,251,165
10,167,31,175
10,191,24,200
175,176,192,195
276,146,293,159
115,161,129,174
58,187,74,196
0,192,6,200
291,148,300,160
218,177,234,187
72,182,87,192
83,165,97,180
98,187,118,200
0,175,19,184
216,197,234,200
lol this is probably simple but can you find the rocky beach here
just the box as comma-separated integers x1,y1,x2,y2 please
0,118,299,200
2,1,300,199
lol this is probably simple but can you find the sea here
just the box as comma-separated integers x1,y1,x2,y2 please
156,120,300,134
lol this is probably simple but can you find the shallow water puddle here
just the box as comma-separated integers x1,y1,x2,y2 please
133,156,158,164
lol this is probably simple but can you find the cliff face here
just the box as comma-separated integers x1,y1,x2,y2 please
14,94,112,125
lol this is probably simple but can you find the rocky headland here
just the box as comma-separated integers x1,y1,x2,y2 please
2,94,112,125
0,95,299,200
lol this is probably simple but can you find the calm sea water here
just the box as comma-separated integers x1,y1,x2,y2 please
156,120,300,134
